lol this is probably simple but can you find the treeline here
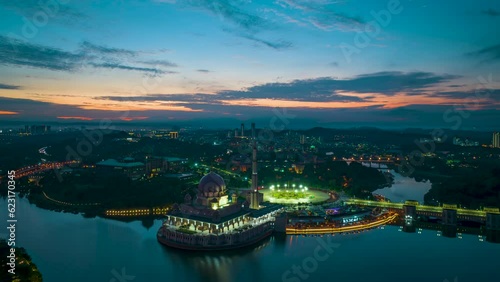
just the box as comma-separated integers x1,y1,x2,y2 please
258,160,391,199
0,239,43,282
30,170,193,212
424,164,500,209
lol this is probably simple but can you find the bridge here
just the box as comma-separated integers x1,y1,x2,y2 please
344,199,499,219
343,199,500,242
14,160,80,178
286,213,398,235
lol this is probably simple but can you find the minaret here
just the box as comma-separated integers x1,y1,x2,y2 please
251,139,258,192
250,125,260,209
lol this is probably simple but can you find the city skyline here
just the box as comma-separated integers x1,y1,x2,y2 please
0,0,499,129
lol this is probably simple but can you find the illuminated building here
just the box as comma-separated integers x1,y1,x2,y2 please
157,124,282,250
493,132,500,148
96,158,144,180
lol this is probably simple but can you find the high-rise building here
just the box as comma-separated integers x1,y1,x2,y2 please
493,132,500,148
251,122,255,139
169,131,179,139
300,135,306,144
241,123,245,137
25,125,51,134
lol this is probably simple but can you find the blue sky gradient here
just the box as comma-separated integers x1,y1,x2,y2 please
0,0,499,129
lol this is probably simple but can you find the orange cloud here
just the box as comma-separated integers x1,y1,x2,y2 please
0,110,19,115
221,99,377,109
120,116,149,121
58,116,151,121
57,116,95,120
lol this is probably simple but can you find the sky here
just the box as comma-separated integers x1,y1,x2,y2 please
0,0,499,129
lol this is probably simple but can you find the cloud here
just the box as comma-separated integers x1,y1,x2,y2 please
237,32,293,49
81,41,136,56
98,93,221,103
89,63,174,75
277,0,364,32
98,71,459,106
466,44,500,62
197,69,211,73
223,28,293,50
0,35,85,71
0,0,86,24
187,0,267,31
0,110,19,115
167,1,293,50
140,59,178,68
57,116,150,121
0,35,171,75
262,8,307,26
427,89,500,104
2,91,498,128
0,83,21,90
308,13,364,32
337,71,459,94
481,8,500,17
57,116,95,121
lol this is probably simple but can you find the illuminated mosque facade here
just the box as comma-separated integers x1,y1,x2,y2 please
157,123,284,250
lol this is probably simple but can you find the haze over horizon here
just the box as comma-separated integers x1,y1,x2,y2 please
0,0,499,129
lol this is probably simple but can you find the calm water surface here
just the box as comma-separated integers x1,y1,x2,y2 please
1,198,499,282
361,162,432,203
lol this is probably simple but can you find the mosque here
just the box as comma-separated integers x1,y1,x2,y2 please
157,124,284,250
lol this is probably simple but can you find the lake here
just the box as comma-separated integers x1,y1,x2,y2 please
1,197,499,282
361,162,432,203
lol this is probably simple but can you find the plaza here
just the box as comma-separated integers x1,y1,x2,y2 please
260,186,333,205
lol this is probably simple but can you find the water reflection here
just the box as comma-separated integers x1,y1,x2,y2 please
160,237,272,282
360,162,432,203
1,198,499,282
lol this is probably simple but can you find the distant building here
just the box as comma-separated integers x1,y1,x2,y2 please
96,159,145,180
493,132,500,148
163,173,195,181
145,156,188,177
300,135,306,144
453,136,479,147
25,125,51,134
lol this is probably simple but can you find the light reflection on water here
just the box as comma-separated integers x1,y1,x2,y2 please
1,195,499,282
360,162,432,203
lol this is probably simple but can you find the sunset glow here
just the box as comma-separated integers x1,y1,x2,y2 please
0,1,498,128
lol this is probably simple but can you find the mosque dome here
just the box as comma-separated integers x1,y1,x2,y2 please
198,172,226,197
